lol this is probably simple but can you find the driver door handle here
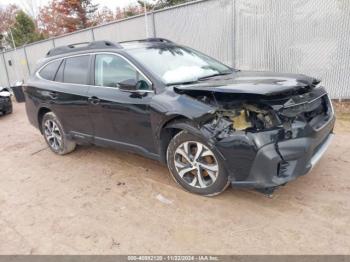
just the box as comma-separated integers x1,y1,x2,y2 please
88,96,100,105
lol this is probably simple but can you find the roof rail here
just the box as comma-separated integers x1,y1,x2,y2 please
119,38,174,44
46,40,122,57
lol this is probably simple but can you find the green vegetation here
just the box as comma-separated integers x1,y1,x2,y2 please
6,11,44,48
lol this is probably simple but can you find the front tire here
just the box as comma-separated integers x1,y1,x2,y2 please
42,112,76,155
167,130,229,196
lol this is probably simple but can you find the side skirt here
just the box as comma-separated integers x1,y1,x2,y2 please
68,131,160,162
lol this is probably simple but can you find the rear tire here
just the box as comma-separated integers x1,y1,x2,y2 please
42,112,76,155
167,130,229,196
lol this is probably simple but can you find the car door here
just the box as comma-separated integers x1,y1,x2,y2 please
88,53,156,157
37,54,94,141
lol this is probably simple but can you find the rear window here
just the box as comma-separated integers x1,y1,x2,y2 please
39,60,61,81
63,55,90,85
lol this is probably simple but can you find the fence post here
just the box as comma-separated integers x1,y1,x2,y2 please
151,12,157,37
23,45,31,74
232,0,237,68
91,28,96,41
1,51,11,87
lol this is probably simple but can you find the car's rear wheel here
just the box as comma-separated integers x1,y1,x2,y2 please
167,130,229,196
42,112,76,155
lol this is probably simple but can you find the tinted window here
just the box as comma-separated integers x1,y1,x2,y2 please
63,55,90,85
39,60,61,80
95,54,150,90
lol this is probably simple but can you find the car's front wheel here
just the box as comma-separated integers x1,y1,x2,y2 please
167,130,229,196
42,112,76,155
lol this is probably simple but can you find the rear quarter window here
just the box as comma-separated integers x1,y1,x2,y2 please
63,55,90,85
38,60,62,81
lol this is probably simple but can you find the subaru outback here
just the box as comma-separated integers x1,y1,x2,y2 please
24,38,335,196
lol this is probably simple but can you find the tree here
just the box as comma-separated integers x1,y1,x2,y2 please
60,0,99,30
37,0,70,36
6,10,44,48
0,4,20,47
123,5,143,18
153,0,189,10
37,0,99,36
90,6,115,26
137,0,155,11
134,0,190,12
114,3,150,20
0,4,19,33
36,0,194,38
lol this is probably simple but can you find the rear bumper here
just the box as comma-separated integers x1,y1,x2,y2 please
228,114,335,189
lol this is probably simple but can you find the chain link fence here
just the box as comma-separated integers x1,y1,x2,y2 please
1,0,349,98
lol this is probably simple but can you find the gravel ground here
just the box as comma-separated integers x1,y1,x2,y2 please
0,102,349,254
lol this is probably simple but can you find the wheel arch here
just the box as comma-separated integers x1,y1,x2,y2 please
158,115,204,164
37,107,52,134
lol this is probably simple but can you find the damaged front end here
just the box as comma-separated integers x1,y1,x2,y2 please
174,85,335,189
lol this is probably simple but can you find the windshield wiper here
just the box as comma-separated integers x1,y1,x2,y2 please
166,80,199,86
197,72,232,81
166,71,235,86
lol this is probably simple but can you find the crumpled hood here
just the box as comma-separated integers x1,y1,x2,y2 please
174,71,320,96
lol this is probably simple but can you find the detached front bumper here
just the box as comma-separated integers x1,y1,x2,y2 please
228,114,335,189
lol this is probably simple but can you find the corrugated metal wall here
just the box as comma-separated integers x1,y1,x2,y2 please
154,0,233,66
0,0,349,98
93,16,154,41
25,40,55,73
0,54,9,87
3,49,29,83
235,0,350,99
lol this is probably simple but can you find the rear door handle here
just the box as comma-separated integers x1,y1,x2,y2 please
88,96,100,105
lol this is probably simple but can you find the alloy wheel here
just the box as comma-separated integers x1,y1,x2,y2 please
173,141,219,188
44,119,62,151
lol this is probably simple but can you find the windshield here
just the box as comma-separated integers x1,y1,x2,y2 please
126,45,232,85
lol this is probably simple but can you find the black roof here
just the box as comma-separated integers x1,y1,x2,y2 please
46,38,174,57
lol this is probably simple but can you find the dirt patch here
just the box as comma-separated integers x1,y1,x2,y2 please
0,102,349,254
333,101,350,132
333,100,350,114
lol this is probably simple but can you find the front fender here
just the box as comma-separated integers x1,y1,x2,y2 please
150,88,216,140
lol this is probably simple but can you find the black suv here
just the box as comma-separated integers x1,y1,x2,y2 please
24,38,335,196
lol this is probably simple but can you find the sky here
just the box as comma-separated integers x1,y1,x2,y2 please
0,0,145,16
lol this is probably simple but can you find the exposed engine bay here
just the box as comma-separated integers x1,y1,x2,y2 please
175,86,331,143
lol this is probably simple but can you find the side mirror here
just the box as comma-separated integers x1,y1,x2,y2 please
117,79,138,91
136,80,150,91
118,79,150,92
